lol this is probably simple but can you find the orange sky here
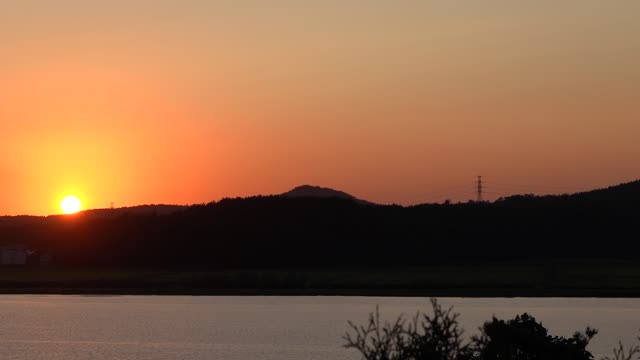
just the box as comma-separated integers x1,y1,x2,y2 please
1,1,639,215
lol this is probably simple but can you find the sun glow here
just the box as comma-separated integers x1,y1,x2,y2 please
60,195,82,214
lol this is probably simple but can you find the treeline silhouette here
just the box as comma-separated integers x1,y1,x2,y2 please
1,180,639,268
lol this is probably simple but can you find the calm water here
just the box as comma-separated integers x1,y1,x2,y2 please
0,296,638,359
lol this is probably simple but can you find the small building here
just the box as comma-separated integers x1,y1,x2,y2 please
1,244,28,266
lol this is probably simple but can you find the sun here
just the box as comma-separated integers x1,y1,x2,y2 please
60,195,82,214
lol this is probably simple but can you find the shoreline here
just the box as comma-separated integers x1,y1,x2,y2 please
1,259,639,297
1,287,640,297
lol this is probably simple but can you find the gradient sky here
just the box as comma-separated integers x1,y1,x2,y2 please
1,1,639,215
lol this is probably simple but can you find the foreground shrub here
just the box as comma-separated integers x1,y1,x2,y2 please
345,299,633,360
474,313,596,360
344,299,472,360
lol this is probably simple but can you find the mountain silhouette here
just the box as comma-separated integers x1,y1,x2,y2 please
1,178,640,271
80,204,188,219
575,179,640,201
281,185,372,204
0,205,188,226
496,179,640,206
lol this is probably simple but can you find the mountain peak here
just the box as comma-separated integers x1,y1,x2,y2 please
281,185,371,204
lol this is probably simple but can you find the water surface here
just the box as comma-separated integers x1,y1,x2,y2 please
0,296,637,359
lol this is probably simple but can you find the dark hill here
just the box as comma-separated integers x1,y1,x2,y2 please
281,185,372,204
79,204,188,219
496,179,640,209
0,179,639,270
575,179,640,201
0,215,46,227
0,205,187,226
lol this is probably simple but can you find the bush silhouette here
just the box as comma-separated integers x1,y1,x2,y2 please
475,313,596,360
344,299,472,360
344,299,636,360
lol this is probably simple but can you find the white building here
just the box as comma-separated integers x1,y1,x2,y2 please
1,245,28,265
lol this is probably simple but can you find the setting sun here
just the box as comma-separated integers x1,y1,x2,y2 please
60,195,82,214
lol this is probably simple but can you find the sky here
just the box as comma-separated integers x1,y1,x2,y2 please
1,1,639,215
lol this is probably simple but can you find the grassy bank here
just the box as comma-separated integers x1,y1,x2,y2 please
0,258,638,296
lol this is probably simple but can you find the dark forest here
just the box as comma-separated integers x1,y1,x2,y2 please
2,180,639,269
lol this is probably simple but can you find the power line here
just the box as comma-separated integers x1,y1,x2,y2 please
420,176,576,204
482,182,572,191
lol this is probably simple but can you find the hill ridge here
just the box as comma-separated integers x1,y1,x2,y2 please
281,184,372,204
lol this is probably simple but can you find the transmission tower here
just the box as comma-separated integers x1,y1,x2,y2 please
477,176,483,202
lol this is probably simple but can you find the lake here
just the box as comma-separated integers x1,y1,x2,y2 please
0,296,637,359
